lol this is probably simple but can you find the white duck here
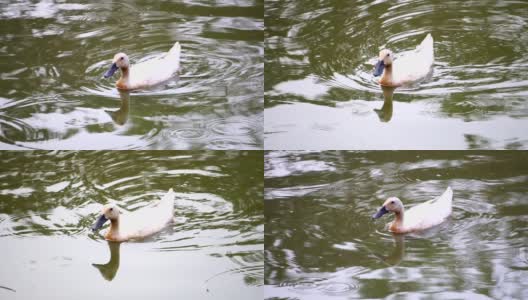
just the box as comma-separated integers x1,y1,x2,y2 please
91,189,175,242
372,186,452,233
373,34,434,87
103,42,181,90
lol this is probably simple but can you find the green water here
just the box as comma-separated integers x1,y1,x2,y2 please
0,0,263,149
0,151,263,299
264,151,528,299
264,0,528,149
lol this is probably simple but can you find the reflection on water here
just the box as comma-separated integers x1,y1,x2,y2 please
374,86,395,122
264,151,528,299
265,0,528,149
92,241,120,281
0,0,263,149
381,234,404,266
105,91,130,126
0,151,263,299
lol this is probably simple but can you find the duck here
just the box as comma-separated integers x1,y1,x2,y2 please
372,186,452,233
103,42,181,90
91,188,175,242
373,33,434,87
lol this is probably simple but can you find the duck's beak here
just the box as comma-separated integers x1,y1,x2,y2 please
373,60,385,77
92,214,108,231
104,63,118,78
372,206,389,219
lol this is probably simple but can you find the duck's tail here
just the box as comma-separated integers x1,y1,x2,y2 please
421,33,433,47
169,42,181,56
166,188,175,198
169,42,181,60
165,42,181,70
159,188,176,205
159,188,176,223
440,186,453,215
418,33,434,67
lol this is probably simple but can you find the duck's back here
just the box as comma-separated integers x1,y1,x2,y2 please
392,34,434,85
129,42,181,89
403,186,452,231
120,189,175,240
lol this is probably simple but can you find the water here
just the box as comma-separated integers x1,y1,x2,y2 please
0,151,263,299
264,0,528,149
0,0,263,149
264,151,528,299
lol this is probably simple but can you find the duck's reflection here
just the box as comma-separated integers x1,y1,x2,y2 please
105,90,130,125
374,86,395,122
92,241,121,281
383,233,405,265
378,220,453,266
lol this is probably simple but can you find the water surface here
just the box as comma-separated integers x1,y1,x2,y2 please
0,151,263,299
265,151,528,299
0,0,263,149
265,0,528,149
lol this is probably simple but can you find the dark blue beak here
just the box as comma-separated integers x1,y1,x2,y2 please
373,60,385,77
104,63,118,78
372,206,389,219
92,214,108,231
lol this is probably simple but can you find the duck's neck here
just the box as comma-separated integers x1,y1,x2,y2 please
390,209,404,232
380,65,394,86
116,67,130,89
106,219,120,241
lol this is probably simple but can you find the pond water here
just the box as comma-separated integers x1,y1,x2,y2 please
0,151,263,299
264,151,528,299
0,0,263,150
264,0,528,149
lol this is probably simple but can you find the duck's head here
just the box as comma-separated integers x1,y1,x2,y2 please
91,204,120,232
373,49,393,77
372,197,403,219
103,53,130,78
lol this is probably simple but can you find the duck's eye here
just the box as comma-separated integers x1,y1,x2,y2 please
390,200,395,204
120,57,124,60
387,53,390,57
109,207,113,211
